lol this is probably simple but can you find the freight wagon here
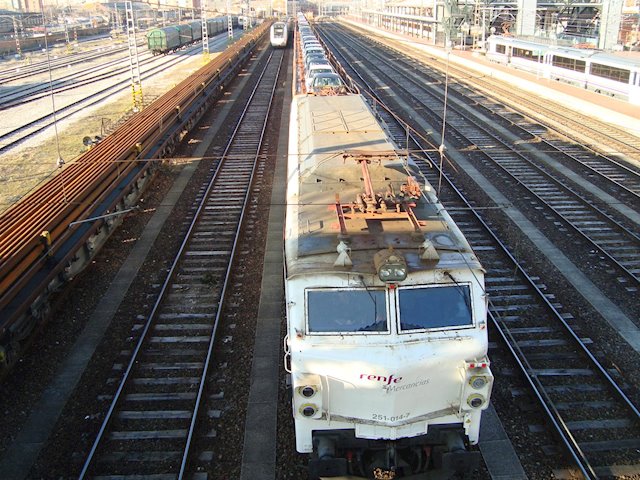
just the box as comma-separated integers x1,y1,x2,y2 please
146,17,238,55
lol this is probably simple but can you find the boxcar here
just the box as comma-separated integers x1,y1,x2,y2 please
175,24,192,45
207,18,222,36
146,26,181,55
188,21,203,42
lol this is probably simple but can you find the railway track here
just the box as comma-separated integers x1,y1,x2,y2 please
0,42,134,85
319,24,640,299
416,143,640,479
426,92,640,282
457,88,640,204
0,54,134,108
0,33,233,153
319,22,640,478
346,23,640,164
0,32,240,108
460,68,640,162
78,47,284,479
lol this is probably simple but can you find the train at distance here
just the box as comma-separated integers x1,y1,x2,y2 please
284,92,493,479
146,17,237,55
486,35,640,104
270,21,288,48
0,26,111,57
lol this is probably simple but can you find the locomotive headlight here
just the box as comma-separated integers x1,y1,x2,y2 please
374,248,407,282
294,374,323,419
300,404,318,417
298,385,317,398
469,375,488,390
467,394,485,409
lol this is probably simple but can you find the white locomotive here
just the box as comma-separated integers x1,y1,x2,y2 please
270,21,288,48
284,93,493,479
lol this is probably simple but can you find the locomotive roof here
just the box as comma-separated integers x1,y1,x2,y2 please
286,95,479,277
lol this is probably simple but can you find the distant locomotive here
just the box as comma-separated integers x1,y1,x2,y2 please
284,91,494,478
270,21,288,48
146,17,237,55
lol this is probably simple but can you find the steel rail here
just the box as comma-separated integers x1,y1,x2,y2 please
179,47,284,479
0,54,143,108
0,33,232,107
384,61,640,283
465,70,640,159
0,47,135,88
344,23,640,189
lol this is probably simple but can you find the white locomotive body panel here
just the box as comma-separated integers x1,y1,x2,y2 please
285,93,492,478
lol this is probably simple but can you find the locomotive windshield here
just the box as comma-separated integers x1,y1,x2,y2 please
307,289,388,333
306,284,474,334
398,285,473,331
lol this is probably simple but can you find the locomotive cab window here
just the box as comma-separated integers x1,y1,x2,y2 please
306,289,388,333
398,285,473,331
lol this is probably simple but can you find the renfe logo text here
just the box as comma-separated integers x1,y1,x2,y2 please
360,373,403,385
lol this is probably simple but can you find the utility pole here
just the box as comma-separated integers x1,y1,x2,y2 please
12,16,22,58
125,1,143,112
64,21,71,53
636,0,640,47
202,0,210,62
481,1,486,48
227,0,234,40
116,4,122,32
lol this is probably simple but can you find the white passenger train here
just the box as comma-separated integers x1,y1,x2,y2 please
270,21,288,48
284,92,493,478
486,35,640,104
